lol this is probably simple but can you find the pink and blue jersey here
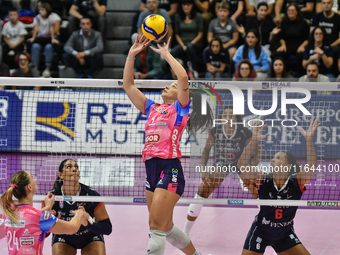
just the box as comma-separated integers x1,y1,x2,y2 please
142,98,190,162
4,204,58,255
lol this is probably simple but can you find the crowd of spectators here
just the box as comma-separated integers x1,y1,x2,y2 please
1,0,340,83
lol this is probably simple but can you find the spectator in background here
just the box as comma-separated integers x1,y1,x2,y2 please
274,0,314,24
192,0,212,33
207,2,238,61
68,0,107,39
132,0,173,44
64,16,103,78
311,0,340,69
270,3,309,77
134,45,164,79
299,62,330,82
215,0,244,23
171,0,203,77
233,29,270,80
140,0,178,19
1,8,28,68
27,3,61,78
303,26,334,78
237,2,275,57
232,59,257,80
204,37,230,78
268,56,294,80
244,0,274,17
13,52,40,90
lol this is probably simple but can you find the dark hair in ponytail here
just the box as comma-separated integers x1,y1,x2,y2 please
281,151,301,176
187,92,214,134
53,159,73,189
0,171,30,224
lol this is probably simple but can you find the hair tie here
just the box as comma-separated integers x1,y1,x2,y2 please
10,184,18,189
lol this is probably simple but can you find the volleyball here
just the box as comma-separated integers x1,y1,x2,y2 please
142,14,168,40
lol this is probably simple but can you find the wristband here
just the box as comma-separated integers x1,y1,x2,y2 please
126,58,135,61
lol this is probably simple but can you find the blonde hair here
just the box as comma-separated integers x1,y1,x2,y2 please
0,171,30,224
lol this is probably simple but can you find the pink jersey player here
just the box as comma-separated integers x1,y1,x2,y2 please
142,98,190,162
4,204,57,255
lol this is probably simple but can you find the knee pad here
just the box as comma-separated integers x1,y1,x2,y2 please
147,229,166,255
187,194,204,217
166,225,191,250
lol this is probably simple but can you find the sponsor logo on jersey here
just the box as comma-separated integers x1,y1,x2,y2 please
5,219,25,228
156,122,167,126
289,234,295,239
171,129,179,157
20,237,34,246
43,211,50,220
160,111,168,115
36,102,76,142
256,237,262,243
172,168,178,182
145,133,161,143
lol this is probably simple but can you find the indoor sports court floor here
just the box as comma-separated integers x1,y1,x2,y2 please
1,204,339,255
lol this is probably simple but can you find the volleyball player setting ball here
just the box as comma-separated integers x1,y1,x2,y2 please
123,34,212,255
184,106,253,235
237,118,320,255
45,159,112,255
1,171,90,255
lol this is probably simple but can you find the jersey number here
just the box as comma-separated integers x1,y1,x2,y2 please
7,230,19,251
275,209,283,219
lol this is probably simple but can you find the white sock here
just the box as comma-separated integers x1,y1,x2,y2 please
183,194,205,235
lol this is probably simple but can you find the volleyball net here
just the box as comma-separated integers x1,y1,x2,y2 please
0,77,339,207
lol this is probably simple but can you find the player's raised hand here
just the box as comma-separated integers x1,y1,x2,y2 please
252,121,269,142
150,36,171,56
128,35,152,57
299,117,320,140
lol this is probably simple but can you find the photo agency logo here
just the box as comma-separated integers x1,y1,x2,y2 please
198,84,312,128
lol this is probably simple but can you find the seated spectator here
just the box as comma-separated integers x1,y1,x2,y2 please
232,59,257,80
171,0,203,76
268,56,294,80
27,3,61,78
298,62,330,82
303,26,334,78
270,3,309,76
12,52,40,90
274,0,314,24
215,0,244,22
208,2,238,61
64,17,103,78
311,0,340,68
133,44,163,79
68,0,106,39
140,0,178,19
233,29,270,80
132,0,173,44
237,2,275,57
244,0,274,17
204,37,230,78
1,8,28,68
